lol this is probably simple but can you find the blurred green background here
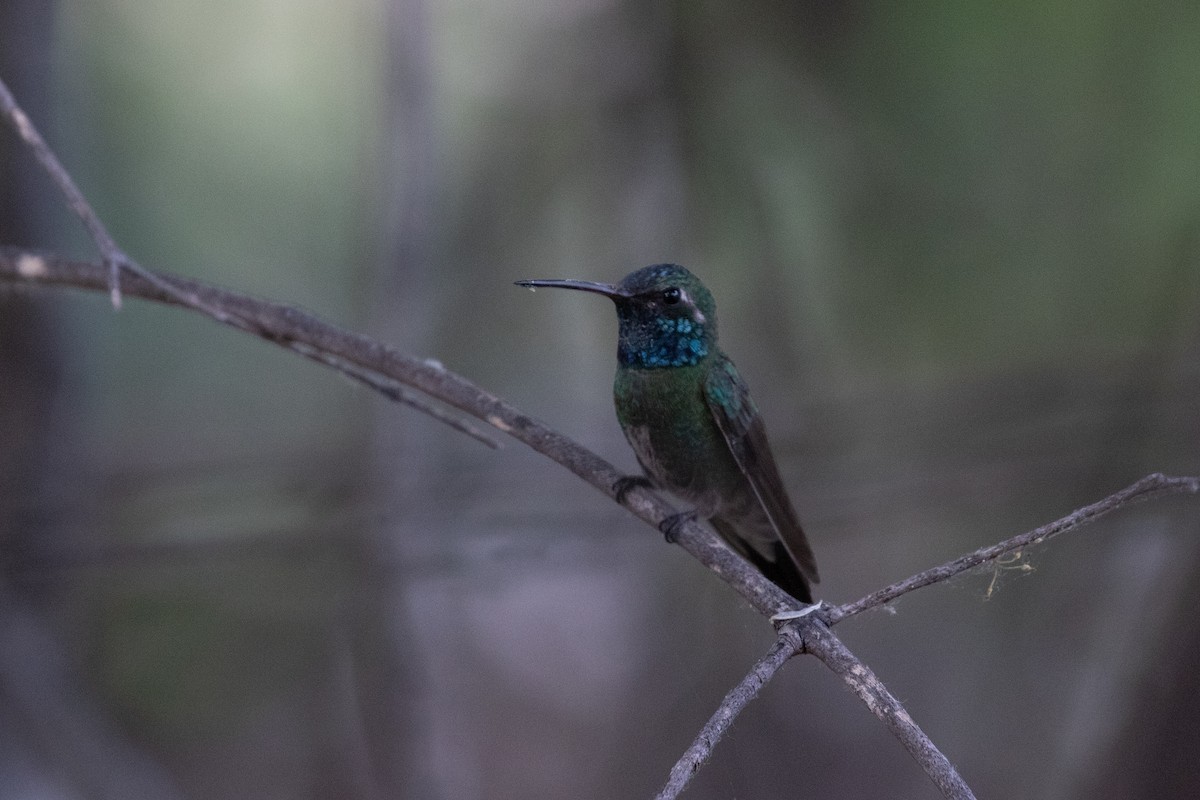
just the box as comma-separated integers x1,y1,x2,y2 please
2,1,1199,798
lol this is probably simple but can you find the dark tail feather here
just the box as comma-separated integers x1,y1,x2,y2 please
748,541,814,603
711,515,813,603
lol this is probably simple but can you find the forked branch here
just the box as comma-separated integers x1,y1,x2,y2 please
659,471,1198,798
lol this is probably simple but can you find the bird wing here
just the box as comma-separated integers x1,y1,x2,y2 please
703,354,820,583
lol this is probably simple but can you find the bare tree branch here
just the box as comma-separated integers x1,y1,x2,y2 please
0,246,974,795
0,75,230,314
827,472,1200,624
0,245,793,615
802,621,977,800
289,341,501,449
655,632,803,800
0,71,309,337
658,616,979,800
657,472,1200,797
0,76,122,303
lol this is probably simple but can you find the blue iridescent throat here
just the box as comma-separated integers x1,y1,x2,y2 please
618,315,710,368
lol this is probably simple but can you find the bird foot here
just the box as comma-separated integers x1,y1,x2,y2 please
770,601,825,623
658,509,698,544
612,474,654,504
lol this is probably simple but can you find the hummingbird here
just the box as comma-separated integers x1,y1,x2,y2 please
517,264,819,602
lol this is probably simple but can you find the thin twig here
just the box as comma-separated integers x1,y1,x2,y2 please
827,472,1200,624
290,342,501,449
0,77,123,303
0,249,501,450
0,75,498,446
802,619,977,800
658,473,1200,797
655,632,803,800
0,75,246,320
0,69,503,453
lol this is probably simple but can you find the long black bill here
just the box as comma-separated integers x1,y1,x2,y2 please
515,278,629,300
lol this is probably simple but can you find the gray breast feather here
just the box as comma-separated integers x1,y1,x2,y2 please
622,424,725,516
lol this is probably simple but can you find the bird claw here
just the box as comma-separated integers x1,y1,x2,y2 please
613,474,653,504
658,510,698,544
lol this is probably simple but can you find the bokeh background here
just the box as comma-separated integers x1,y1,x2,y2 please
3,1,1200,798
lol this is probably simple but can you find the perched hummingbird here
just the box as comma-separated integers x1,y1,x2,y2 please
517,264,819,602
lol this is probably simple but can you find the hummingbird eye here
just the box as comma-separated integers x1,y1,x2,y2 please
661,287,681,305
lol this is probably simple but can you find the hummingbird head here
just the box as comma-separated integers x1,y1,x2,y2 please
517,263,718,369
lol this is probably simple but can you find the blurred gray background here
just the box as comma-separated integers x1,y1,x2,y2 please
2,1,1199,798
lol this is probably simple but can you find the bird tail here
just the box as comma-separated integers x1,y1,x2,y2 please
711,518,813,603
749,542,814,603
